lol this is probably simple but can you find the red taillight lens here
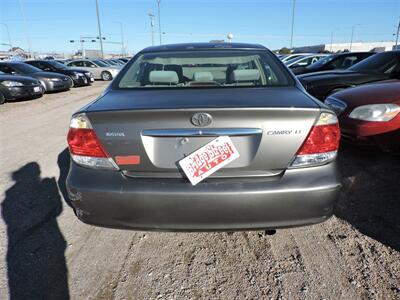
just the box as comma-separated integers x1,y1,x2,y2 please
67,128,108,157
297,123,340,155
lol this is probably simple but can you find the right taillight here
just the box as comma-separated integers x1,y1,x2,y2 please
67,113,118,170
290,112,340,168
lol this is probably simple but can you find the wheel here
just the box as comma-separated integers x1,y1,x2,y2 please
69,76,75,88
0,92,5,105
101,71,112,81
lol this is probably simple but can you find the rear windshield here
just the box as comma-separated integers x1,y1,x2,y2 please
349,52,400,73
117,50,294,89
47,60,68,69
10,63,42,74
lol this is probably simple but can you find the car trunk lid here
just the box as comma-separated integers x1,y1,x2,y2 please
85,87,320,178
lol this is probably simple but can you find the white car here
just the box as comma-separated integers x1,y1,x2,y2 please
280,53,311,62
285,54,327,68
66,59,120,81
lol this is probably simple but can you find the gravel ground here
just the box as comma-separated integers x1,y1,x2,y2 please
0,82,399,299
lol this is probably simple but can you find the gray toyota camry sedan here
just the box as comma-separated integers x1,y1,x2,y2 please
66,43,341,231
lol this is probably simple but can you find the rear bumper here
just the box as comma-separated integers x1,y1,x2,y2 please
45,79,72,92
340,117,400,151
66,162,341,231
72,75,90,87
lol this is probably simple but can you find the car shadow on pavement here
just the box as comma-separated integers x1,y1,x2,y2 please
335,143,400,251
57,148,73,208
1,162,70,300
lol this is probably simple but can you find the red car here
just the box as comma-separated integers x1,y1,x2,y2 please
325,80,400,151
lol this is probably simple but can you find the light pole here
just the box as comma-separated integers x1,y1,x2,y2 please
18,0,32,58
114,22,125,56
0,23,12,49
157,0,162,45
349,24,361,52
148,13,155,46
95,0,104,58
330,28,340,53
394,18,400,49
290,0,296,49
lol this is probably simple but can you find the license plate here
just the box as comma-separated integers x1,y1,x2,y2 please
33,86,40,92
179,136,240,185
90,78,94,82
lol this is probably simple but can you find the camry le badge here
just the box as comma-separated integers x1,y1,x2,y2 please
191,112,212,127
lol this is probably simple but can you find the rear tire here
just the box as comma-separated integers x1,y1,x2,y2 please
101,71,112,81
69,76,75,87
0,92,5,105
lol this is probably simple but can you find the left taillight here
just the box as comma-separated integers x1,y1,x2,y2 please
67,113,118,170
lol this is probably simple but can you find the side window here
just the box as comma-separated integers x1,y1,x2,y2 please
310,57,321,64
37,62,49,70
70,61,83,67
341,56,358,68
329,56,357,69
0,65,14,74
29,61,39,68
84,61,96,68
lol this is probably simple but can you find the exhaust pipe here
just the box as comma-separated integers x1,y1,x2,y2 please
264,229,276,235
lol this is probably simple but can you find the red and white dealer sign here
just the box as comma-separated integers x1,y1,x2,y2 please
179,136,240,185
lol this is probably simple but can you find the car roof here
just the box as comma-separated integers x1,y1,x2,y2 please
333,52,374,56
140,42,267,53
0,61,24,65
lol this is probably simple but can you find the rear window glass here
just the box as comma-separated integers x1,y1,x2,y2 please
117,50,294,89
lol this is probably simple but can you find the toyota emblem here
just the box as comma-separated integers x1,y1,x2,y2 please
191,112,212,127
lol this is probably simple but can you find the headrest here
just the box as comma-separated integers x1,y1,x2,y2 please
232,69,260,82
149,70,179,84
193,72,214,82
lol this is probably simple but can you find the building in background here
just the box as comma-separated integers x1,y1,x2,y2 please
292,41,396,53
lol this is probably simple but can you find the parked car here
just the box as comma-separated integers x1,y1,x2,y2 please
325,80,400,151
66,42,341,231
298,51,400,100
280,53,311,62
292,52,375,75
117,58,129,64
0,62,73,92
106,59,124,67
66,59,120,81
25,60,94,87
285,54,327,69
0,71,43,104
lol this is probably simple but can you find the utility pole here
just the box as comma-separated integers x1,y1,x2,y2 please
157,0,162,45
330,28,340,53
95,0,104,58
114,22,125,56
395,18,400,49
18,0,32,58
148,13,155,46
290,0,296,49
349,24,360,52
0,23,12,49
80,35,84,58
